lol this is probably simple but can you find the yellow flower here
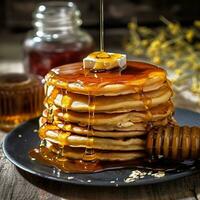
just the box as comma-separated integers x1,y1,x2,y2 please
175,69,183,76
147,48,156,57
186,54,197,63
186,29,195,42
139,27,152,35
128,22,137,30
166,60,176,68
157,31,166,41
168,23,181,35
174,52,181,59
161,42,169,49
191,64,200,70
147,40,162,57
133,48,144,56
150,40,161,49
191,77,200,93
152,56,161,65
141,39,149,47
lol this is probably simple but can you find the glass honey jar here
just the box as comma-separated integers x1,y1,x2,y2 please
23,2,94,76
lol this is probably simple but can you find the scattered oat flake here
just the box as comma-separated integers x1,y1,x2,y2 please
56,170,61,177
124,169,166,183
151,171,165,178
67,176,74,180
148,171,153,175
124,170,147,183
110,181,115,183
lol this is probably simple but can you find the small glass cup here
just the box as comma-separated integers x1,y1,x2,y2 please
0,73,44,132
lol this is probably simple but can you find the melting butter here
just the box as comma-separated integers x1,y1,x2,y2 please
83,51,126,71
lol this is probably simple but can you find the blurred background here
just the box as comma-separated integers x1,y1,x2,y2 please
0,0,200,132
2,0,200,28
1,0,200,64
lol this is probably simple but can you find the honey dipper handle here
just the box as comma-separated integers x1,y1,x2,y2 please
146,126,200,160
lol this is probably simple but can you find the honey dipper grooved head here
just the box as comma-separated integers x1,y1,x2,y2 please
146,126,200,160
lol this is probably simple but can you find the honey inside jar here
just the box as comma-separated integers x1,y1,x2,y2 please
23,2,94,76
0,73,44,132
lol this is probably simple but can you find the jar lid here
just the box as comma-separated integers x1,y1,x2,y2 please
33,2,82,30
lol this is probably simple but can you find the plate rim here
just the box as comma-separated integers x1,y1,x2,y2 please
2,108,200,187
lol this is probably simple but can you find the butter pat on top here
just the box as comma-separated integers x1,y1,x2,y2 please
83,51,127,71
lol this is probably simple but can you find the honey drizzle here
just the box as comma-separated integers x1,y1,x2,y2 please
132,82,153,130
60,88,68,155
100,0,104,52
140,90,153,121
83,93,96,161
82,58,97,161
29,145,196,174
45,73,58,124
45,85,55,124
49,61,166,94
30,146,102,173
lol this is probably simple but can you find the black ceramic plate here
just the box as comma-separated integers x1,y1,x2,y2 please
3,108,200,187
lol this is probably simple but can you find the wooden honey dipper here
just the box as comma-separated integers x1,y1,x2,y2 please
146,126,200,160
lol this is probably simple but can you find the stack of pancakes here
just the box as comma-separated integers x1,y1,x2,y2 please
39,61,174,162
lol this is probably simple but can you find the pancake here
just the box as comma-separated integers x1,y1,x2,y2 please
44,82,173,113
47,142,146,161
39,126,145,151
39,118,146,138
39,115,147,131
92,117,170,131
43,101,174,127
45,61,167,96
40,115,170,134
